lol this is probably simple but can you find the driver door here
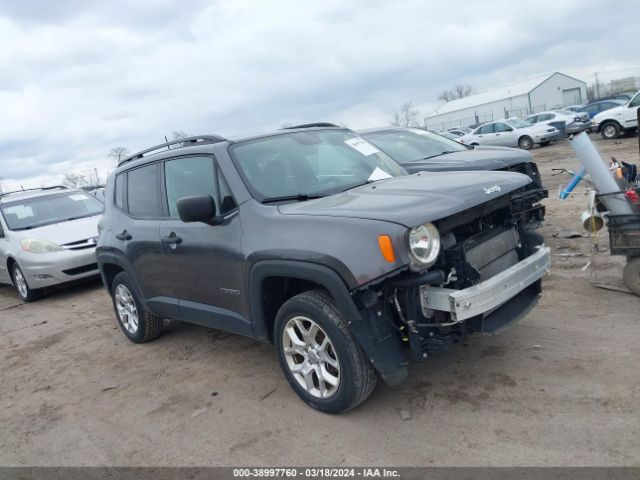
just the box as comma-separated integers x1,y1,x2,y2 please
494,122,517,146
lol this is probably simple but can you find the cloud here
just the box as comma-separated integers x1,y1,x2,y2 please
0,0,637,188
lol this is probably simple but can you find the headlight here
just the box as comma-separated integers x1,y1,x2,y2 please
408,222,440,269
20,238,63,254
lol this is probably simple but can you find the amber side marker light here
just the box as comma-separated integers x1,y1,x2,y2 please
378,235,396,263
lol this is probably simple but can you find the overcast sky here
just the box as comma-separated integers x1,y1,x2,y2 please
0,0,637,189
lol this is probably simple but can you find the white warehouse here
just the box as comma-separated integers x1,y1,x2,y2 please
424,72,587,131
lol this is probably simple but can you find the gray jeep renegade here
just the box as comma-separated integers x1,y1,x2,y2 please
97,124,551,413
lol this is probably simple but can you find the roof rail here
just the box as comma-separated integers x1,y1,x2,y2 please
0,185,68,199
118,135,227,166
281,122,340,130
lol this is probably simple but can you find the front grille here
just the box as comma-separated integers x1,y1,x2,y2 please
61,238,97,250
500,162,543,189
62,263,99,276
465,228,519,280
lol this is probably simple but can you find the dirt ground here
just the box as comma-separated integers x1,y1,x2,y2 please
1,133,639,467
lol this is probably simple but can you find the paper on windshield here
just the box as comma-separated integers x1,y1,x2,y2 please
367,166,393,182
69,194,87,201
345,137,380,156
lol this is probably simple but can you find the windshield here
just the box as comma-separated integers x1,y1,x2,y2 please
362,128,467,163
229,129,406,201
1,191,104,230
505,119,533,129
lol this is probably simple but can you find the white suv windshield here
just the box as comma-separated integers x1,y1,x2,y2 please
229,129,406,201
1,191,104,230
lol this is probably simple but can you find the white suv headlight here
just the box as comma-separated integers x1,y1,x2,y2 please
21,238,63,254
408,222,440,269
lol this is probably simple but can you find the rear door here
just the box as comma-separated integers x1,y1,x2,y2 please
157,155,248,333
116,163,166,307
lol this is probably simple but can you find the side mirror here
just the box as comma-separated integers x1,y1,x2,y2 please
176,195,217,223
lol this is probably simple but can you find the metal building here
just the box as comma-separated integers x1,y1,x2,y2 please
424,72,587,132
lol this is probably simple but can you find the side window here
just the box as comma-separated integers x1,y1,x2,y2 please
629,94,640,108
165,156,217,218
527,115,538,123
164,156,237,217
479,123,495,134
538,113,553,121
127,164,161,218
114,173,126,209
495,123,512,132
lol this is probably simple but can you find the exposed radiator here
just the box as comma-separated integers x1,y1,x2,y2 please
465,228,519,281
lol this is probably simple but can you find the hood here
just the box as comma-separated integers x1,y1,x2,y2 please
593,106,624,123
15,215,100,245
401,146,532,173
278,171,531,227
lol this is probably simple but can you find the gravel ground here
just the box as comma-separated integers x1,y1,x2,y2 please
1,133,639,466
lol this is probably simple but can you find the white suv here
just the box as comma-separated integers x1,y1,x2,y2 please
593,90,640,139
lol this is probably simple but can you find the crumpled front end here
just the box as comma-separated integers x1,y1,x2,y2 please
351,195,549,382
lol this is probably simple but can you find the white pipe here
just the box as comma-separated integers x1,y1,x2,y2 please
568,132,633,215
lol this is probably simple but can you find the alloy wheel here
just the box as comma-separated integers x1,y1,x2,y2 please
115,284,139,334
282,316,340,399
603,125,617,138
14,268,28,298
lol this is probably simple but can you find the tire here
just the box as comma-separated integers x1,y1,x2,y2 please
623,257,640,297
518,135,534,150
601,121,620,140
274,290,377,413
539,141,551,147
11,263,43,302
111,271,163,343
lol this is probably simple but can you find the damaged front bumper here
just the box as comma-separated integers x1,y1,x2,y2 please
420,246,550,329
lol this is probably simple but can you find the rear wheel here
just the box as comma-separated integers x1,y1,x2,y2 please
274,290,377,413
12,264,43,302
518,135,534,150
623,257,640,296
111,272,163,342
601,121,620,139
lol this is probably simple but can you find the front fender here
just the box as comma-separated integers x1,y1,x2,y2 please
248,259,408,386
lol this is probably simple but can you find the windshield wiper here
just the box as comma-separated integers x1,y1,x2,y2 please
261,194,326,204
421,151,457,160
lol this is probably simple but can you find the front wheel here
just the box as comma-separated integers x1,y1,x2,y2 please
518,135,534,150
623,257,640,296
274,290,377,413
601,122,620,139
12,263,42,302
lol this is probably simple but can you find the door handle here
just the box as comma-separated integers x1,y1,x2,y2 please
116,230,132,241
161,233,183,245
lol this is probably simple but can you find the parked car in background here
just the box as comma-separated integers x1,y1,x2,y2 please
446,127,472,136
458,119,558,150
359,126,547,228
577,99,625,119
97,126,550,413
0,186,104,301
593,89,640,139
523,110,592,134
587,92,636,104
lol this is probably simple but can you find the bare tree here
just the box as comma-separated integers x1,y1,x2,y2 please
389,101,420,127
437,84,475,103
62,172,91,188
109,147,130,164
171,130,190,147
